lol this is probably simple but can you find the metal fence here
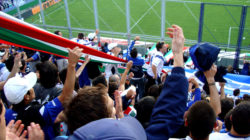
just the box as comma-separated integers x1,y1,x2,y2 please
2,0,250,68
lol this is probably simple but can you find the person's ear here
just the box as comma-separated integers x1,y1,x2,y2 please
184,119,188,127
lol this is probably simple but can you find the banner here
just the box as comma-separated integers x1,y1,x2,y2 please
0,11,127,64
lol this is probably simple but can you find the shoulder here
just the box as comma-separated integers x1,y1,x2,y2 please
209,132,229,140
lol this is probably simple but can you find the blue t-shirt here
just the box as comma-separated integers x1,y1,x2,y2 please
5,97,63,140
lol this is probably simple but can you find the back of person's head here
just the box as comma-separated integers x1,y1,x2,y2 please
65,85,112,134
36,61,59,89
231,102,250,135
135,96,156,128
187,101,216,139
59,68,79,91
243,94,250,101
130,48,138,58
108,81,118,100
5,55,14,71
92,75,107,87
156,42,164,51
224,109,233,132
54,30,60,35
78,33,84,39
218,98,234,121
147,84,161,99
233,88,240,96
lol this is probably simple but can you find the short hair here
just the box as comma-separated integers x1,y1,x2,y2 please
54,30,60,35
65,85,111,134
231,102,250,135
36,61,59,88
135,96,156,128
130,48,138,58
147,84,161,99
218,98,234,121
20,59,26,71
92,75,107,87
108,81,118,100
156,42,164,51
243,94,250,101
233,89,240,96
5,55,14,71
78,33,84,39
59,68,79,91
224,109,233,131
187,101,216,139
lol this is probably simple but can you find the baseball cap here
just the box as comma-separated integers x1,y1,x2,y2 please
87,33,96,40
69,116,147,140
189,42,220,71
108,43,118,51
4,72,37,104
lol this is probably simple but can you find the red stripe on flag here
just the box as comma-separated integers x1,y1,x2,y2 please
0,16,126,63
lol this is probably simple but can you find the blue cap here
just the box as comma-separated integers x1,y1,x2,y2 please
189,42,220,71
69,117,147,140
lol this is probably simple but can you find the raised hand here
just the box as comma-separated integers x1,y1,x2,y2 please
68,47,83,66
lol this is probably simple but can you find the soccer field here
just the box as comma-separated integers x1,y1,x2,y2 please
25,0,250,49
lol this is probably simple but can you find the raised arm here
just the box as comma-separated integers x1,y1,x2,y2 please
75,55,90,78
204,65,221,116
0,53,21,90
146,25,188,139
118,61,133,91
58,47,83,103
219,82,226,100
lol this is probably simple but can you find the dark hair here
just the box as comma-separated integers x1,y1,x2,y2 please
78,33,84,39
231,102,250,135
59,68,79,91
130,48,138,58
54,30,60,35
108,82,118,100
92,75,107,87
36,61,59,89
20,59,26,71
156,42,164,51
224,109,233,131
5,55,14,71
187,101,216,139
147,84,161,99
65,85,111,134
235,99,242,106
218,98,234,121
233,89,240,96
243,94,250,101
135,96,156,128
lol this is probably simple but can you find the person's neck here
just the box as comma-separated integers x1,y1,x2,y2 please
230,127,250,137
189,133,209,140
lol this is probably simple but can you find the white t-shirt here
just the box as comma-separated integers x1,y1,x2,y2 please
147,51,165,77
0,67,10,82
209,132,250,140
71,38,86,45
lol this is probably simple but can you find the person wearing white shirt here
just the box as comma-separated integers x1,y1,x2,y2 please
145,42,167,93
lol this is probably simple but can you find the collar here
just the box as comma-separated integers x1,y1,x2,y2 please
228,132,250,138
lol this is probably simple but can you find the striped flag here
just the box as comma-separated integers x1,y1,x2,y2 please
185,57,193,66
0,12,126,64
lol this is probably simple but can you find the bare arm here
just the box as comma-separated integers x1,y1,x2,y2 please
0,53,21,90
118,61,133,91
204,64,221,116
219,82,226,100
58,47,83,104
75,55,90,78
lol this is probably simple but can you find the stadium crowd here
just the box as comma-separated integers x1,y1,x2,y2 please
0,25,249,140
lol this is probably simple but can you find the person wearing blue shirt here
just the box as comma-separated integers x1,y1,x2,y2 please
127,36,145,100
4,47,83,140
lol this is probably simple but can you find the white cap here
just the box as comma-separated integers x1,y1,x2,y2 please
108,43,118,51
88,33,96,40
4,72,37,104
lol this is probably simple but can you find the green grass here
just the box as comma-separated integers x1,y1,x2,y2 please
25,0,250,50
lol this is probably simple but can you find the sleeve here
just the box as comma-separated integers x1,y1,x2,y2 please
146,67,188,140
31,52,40,61
39,97,64,125
127,40,136,58
186,88,201,110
